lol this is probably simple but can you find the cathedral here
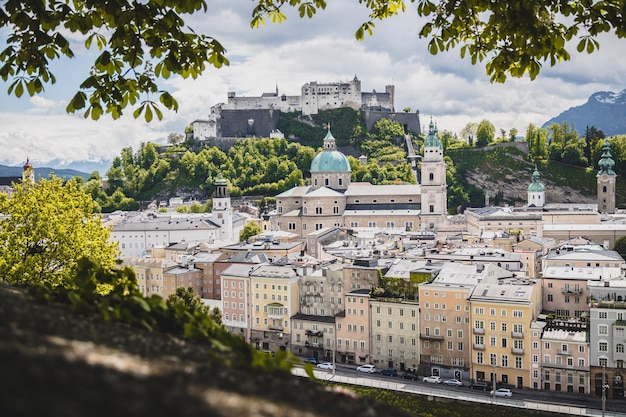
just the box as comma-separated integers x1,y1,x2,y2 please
270,120,447,236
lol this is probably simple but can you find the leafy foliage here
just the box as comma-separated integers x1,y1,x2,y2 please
1,0,228,121
240,222,262,242
27,256,293,371
250,0,626,82
0,176,119,287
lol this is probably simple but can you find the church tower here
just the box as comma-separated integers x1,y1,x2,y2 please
527,166,545,207
597,138,616,214
420,119,447,230
212,172,234,241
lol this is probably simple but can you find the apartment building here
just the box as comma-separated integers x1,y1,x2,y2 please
162,265,202,298
539,320,590,394
542,243,625,271
469,276,541,389
123,257,178,297
588,277,626,399
220,263,255,340
423,247,525,277
418,263,514,381
542,265,620,318
290,314,335,362
370,298,420,371
336,289,371,365
249,265,301,353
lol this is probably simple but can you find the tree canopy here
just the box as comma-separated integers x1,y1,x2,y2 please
253,0,626,82
2,0,624,120
0,176,120,287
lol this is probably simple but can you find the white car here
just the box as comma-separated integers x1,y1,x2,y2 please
491,388,513,397
316,362,335,370
443,379,463,387
423,375,442,384
356,364,377,373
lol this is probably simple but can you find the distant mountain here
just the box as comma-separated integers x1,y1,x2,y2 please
0,164,90,181
542,89,626,136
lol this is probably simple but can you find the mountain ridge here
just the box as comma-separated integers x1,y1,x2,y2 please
542,89,626,136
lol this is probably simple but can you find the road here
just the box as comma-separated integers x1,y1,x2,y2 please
301,363,626,416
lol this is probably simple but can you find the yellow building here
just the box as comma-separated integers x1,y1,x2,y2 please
249,264,301,353
469,276,542,389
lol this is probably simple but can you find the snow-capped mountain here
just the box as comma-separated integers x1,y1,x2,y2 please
542,89,626,136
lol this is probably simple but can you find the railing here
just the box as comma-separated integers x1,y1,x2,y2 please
512,331,524,339
419,333,444,341
512,347,524,354
474,343,486,350
473,328,485,335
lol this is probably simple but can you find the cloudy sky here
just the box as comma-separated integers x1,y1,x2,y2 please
1,1,625,172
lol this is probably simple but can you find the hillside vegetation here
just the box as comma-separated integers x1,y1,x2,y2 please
448,144,626,209
78,109,625,213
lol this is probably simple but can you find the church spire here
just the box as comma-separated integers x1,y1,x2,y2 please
597,138,616,175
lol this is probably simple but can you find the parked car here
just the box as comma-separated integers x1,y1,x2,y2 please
490,388,513,397
379,368,398,377
400,370,418,380
471,381,490,390
356,364,377,373
303,357,319,365
316,362,335,370
423,375,442,384
443,379,463,387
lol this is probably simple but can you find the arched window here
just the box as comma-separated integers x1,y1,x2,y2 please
603,186,607,193
429,173,434,181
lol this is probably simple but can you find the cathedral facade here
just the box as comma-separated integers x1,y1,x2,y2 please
270,121,447,237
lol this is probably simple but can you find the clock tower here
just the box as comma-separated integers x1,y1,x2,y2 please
597,138,616,214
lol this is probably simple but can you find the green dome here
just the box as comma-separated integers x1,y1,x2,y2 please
528,167,545,192
310,129,351,173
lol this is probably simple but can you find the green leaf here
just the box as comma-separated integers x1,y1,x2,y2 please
132,295,151,312
144,103,153,122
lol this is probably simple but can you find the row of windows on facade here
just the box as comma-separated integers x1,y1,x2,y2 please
375,321,418,331
473,321,525,332
476,352,525,368
373,306,418,317
546,294,586,304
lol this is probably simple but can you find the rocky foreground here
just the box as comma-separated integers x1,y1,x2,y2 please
0,282,411,417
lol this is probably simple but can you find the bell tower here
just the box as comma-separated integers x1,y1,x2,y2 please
597,138,616,214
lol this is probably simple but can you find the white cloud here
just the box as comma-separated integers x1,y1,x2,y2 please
1,1,625,168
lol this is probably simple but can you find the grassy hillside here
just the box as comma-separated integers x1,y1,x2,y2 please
447,144,626,208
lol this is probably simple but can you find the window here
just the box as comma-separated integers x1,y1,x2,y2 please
501,355,509,367
515,356,522,369
599,311,608,319
477,352,484,364
617,344,625,353
547,294,554,302
599,342,608,352
513,310,523,318
599,325,608,335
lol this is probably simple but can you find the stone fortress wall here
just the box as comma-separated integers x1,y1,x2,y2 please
192,76,420,141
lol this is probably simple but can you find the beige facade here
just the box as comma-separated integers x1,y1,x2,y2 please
541,266,621,318
370,298,420,371
123,257,178,297
416,263,512,380
469,277,542,389
162,266,202,298
539,321,590,394
336,289,371,365
249,265,300,353
290,314,335,362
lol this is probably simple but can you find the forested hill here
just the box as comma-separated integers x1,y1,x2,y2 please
76,108,626,213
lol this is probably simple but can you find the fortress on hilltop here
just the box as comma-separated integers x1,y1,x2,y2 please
191,76,421,143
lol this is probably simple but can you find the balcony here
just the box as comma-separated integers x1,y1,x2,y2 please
304,341,324,350
419,333,444,341
473,327,485,335
512,347,524,355
558,350,572,356
305,329,323,337
511,331,524,339
473,343,485,350
561,288,583,295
